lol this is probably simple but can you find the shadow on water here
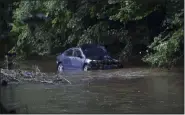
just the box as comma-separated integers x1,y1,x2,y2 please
0,60,184,114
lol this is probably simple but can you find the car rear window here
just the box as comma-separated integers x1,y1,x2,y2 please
82,46,108,60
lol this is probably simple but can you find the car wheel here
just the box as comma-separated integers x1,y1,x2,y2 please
83,64,90,71
57,63,64,73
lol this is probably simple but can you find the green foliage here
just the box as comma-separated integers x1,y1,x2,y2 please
11,0,71,56
143,28,183,67
143,0,184,68
109,0,160,22
9,0,184,67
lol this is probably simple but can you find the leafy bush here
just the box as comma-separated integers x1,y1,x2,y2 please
8,0,184,67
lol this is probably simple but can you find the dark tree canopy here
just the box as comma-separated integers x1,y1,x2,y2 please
0,0,183,67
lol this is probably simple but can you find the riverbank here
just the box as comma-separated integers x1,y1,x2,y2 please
0,54,184,72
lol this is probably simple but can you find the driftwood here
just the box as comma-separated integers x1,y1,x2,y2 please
0,68,71,85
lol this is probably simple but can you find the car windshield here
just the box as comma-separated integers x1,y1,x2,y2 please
82,47,109,60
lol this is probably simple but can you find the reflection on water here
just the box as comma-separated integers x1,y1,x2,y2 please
0,60,184,114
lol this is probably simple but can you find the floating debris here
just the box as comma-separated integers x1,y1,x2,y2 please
0,68,71,85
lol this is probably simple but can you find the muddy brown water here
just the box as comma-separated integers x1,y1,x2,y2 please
0,60,184,114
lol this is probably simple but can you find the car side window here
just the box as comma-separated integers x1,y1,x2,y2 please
73,49,82,57
65,49,73,56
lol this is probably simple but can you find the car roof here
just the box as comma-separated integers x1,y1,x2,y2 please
65,47,80,52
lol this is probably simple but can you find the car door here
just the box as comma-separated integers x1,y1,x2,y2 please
62,48,74,69
71,49,85,69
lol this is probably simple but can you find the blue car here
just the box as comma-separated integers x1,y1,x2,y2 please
56,44,123,72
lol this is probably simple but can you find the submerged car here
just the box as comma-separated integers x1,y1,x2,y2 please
56,44,123,72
